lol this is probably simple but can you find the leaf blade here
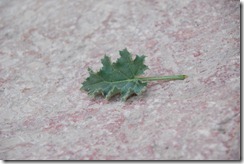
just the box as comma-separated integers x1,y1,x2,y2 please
81,48,148,101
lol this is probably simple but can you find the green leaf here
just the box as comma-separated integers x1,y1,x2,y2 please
81,48,148,101
81,48,187,101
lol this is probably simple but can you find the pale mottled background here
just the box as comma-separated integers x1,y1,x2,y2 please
0,0,240,160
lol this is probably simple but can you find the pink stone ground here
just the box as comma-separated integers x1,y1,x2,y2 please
0,0,240,160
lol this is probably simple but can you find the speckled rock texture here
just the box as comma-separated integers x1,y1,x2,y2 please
0,0,240,160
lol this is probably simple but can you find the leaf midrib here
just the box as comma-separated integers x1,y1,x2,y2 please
85,78,141,87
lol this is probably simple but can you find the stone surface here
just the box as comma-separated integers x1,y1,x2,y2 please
0,0,240,160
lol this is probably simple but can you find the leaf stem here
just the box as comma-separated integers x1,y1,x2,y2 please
136,75,188,81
